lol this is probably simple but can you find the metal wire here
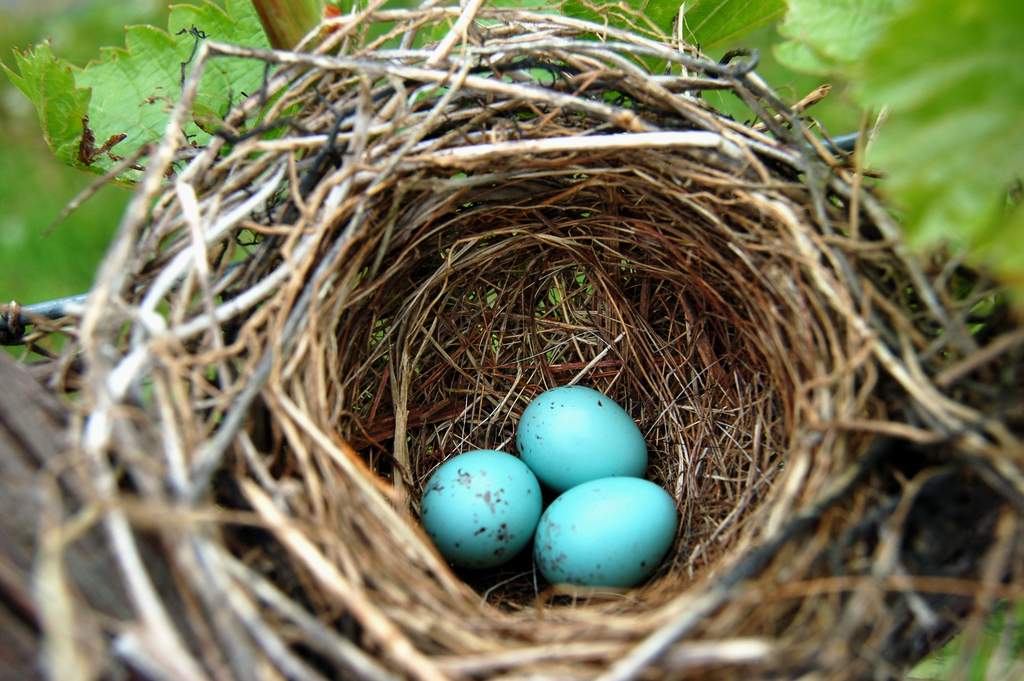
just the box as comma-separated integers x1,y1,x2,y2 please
1,293,88,345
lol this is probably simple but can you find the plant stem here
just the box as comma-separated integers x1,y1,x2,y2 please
250,0,326,49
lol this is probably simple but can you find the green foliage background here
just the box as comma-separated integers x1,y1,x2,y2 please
0,1,165,304
1,1,1021,676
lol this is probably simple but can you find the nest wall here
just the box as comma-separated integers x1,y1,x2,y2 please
33,7,1024,681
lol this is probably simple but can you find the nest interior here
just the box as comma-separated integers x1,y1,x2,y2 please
29,7,1024,681
328,151,795,589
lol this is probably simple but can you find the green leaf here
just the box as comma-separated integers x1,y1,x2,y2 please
3,0,268,178
680,0,785,50
771,39,833,75
1,42,91,167
775,0,909,74
563,0,680,36
857,0,1024,292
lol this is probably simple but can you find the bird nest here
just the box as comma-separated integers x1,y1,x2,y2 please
26,5,1024,681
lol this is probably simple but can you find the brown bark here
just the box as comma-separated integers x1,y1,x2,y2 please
0,355,132,679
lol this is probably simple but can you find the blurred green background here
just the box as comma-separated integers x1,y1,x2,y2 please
0,0,166,305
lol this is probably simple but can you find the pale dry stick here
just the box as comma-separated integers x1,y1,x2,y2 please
222,120,397,162
346,5,722,77
176,178,231,390
181,235,315,501
935,327,1024,388
663,638,775,670
218,550,402,681
172,539,263,681
763,445,811,540
818,419,943,445
189,537,329,681
426,0,486,66
872,468,951,627
152,375,192,498
112,627,205,681
237,430,282,496
272,57,477,393
749,192,974,434
764,575,1024,603
299,55,476,322
72,57,218,639
222,1,398,133
106,233,309,419
364,60,475,276
34,481,96,681
408,131,741,167
752,84,832,134
206,42,652,132
110,283,240,405
75,422,210,681
599,588,737,681
435,641,625,675
389,33,722,72
293,75,377,240
242,114,675,167
830,178,974,356
891,558,942,631
187,350,274,503
140,166,285,317
389,317,441,504
176,235,314,342
241,482,451,681
567,332,626,386
508,9,763,81
273,391,458,578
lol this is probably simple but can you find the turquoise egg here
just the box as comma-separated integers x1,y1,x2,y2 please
533,477,677,588
516,386,647,491
420,450,542,569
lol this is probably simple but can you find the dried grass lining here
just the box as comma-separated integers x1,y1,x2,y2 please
41,6,1023,681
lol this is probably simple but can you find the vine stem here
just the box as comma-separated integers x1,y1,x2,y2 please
250,0,325,49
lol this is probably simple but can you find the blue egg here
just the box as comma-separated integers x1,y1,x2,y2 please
533,477,677,588
516,386,647,491
420,450,542,569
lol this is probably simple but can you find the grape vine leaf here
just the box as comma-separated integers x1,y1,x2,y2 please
775,0,908,75
2,0,269,179
679,0,785,50
776,0,1024,301
856,0,1024,292
2,42,92,167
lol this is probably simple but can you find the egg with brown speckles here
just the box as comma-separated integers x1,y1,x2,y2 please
533,477,677,588
516,385,647,492
420,450,542,569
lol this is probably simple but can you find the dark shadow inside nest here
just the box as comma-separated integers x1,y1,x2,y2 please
322,176,802,605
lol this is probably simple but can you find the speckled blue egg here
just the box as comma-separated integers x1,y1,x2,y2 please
533,477,677,588
420,450,542,569
516,386,647,492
